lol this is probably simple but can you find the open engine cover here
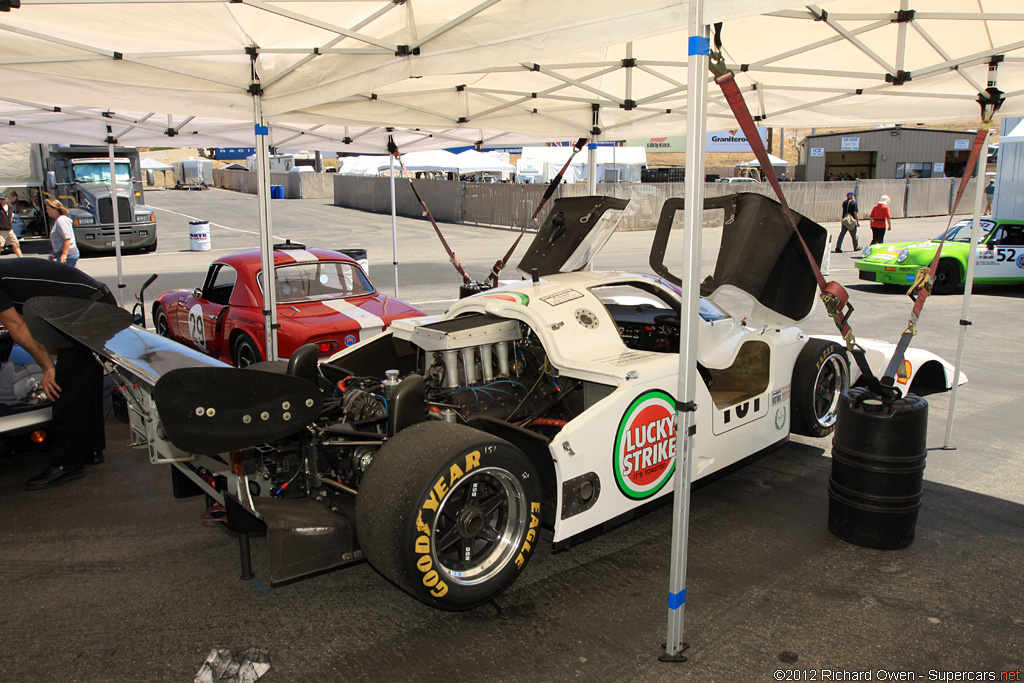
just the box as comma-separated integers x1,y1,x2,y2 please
650,192,827,325
517,196,630,277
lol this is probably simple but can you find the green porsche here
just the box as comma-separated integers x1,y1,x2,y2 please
856,218,1024,294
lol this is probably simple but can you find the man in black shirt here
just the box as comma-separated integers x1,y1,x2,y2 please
836,191,860,253
0,259,115,489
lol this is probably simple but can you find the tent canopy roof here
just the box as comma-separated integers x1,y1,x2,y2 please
2,1,1022,143
140,158,173,170
737,154,787,167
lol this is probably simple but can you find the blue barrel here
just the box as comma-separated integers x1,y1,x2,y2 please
270,185,284,199
828,387,928,549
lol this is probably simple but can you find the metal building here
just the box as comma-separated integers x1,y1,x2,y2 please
800,127,978,182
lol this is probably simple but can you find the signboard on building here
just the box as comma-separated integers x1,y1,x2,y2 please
841,137,860,151
628,128,768,154
954,139,971,150
706,128,767,152
628,136,686,153
214,147,256,160
810,147,825,157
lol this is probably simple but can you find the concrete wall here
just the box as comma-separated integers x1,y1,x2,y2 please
216,171,973,230
212,169,335,199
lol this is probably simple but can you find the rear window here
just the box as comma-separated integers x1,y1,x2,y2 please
258,261,373,303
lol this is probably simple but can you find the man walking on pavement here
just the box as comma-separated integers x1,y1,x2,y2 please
836,191,860,253
0,259,115,489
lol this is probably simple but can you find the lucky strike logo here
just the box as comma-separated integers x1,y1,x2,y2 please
613,390,677,500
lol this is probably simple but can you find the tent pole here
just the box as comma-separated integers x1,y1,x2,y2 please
252,91,279,361
107,141,125,307
663,0,709,663
942,127,990,448
390,153,399,298
587,138,598,195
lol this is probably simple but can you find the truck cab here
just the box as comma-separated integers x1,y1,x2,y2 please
43,146,158,253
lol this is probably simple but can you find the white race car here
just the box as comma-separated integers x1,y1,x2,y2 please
39,193,962,612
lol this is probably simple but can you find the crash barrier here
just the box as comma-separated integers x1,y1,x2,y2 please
213,169,333,199
214,170,978,230
189,220,211,251
338,248,368,274
828,387,928,550
331,175,466,223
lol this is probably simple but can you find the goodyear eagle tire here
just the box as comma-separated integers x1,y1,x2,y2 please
791,338,850,438
356,421,542,611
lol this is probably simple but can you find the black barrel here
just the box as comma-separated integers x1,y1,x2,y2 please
828,386,928,549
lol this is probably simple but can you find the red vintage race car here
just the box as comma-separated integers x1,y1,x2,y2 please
152,243,425,366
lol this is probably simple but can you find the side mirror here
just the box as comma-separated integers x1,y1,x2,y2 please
192,287,202,299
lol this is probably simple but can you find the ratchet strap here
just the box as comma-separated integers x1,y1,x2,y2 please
388,136,471,284
487,137,589,287
883,119,995,385
710,26,892,399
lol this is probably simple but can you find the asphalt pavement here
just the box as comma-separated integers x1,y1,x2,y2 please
0,187,1021,682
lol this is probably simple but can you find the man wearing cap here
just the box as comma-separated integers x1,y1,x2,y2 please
0,259,115,489
836,191,860,253
0,193,25,258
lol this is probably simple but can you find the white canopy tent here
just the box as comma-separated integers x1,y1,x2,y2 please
737,153,787,167
397,149,462,173
337,155,390,176
0,0,1013,661
452,149,516,175
139,158,173,171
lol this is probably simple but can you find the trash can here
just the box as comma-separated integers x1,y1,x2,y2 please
828,386,928,549
338,248,369,274
270,185,285,199
189,220,211,251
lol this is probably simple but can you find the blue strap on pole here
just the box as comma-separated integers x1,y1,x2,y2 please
668,589,686,610
688,36,710,56
254,124,268,136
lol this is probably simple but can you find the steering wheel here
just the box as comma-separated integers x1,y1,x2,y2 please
653,313,681,332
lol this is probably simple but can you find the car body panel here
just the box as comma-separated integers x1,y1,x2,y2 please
156,246,425,363
0,334,52,453
856,218,1024,286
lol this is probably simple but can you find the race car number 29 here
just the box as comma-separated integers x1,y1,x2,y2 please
188,303,207,351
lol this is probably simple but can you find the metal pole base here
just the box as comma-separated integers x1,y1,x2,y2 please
658,642,690,663
238,531,254,580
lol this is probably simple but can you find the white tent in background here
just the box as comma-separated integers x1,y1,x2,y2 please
453,150,516,177
337,155,390,176
737,154,787,168
397,150,462,174
517,146,647,183
139,158,173,171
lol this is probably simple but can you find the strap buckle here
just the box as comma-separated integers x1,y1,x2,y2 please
906,267,932,301
709,48,730,79
821,282,854,341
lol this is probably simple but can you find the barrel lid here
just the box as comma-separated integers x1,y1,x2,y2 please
188,220,208,225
